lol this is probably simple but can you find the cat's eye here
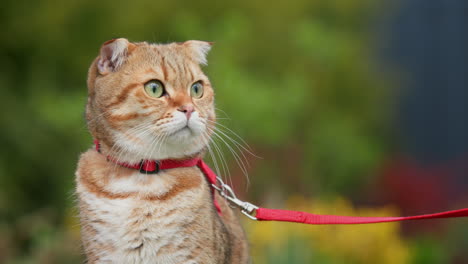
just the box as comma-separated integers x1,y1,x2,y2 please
190,81,204,99
144,80,165,98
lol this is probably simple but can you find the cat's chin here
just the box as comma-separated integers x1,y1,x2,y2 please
167,126,198,141
129,130,204,161
111,125,207,162
154,142,206,160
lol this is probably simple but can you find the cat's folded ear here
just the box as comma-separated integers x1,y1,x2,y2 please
97,38,136,75
183,40,213,65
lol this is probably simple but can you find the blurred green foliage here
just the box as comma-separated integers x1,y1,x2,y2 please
0,0,457,263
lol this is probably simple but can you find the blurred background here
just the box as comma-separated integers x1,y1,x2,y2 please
1,0,467,263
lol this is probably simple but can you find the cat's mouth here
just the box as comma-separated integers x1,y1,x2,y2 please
170,125,193,137
166,118,205,140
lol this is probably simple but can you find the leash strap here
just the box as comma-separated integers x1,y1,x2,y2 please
197,160,468,225
197,160,222,213
255,207,468,225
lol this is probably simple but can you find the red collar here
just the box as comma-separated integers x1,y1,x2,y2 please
93,139,222,213
94,140,201,174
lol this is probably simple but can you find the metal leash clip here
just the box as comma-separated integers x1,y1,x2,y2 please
211,176,258,220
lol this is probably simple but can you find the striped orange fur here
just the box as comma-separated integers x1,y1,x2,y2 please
76,39,250,263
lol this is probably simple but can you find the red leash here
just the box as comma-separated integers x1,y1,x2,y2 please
199,160,468,225
255,207,468,225
94,140,468,225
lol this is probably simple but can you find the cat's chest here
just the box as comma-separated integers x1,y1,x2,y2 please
77,169,210,263
82,190,206,263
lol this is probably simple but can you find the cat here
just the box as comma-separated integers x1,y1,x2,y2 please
75,38,250,264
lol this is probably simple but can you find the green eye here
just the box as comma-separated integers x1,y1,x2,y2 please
144,80,164,98
190,81,204,99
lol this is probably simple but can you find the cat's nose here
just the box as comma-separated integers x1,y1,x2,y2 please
177,105,195,120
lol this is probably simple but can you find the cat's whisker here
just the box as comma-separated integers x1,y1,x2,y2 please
210,126,256,187
206,125,257,186
206,119,260,158
202,122,229,181
107,121,150,155
208,128,249,179
214,107,231,120
209,125,253,168
207,132,231,183
201,132,222,180
153,131,168,160
136,125,161,158
118,123,161,172
141,132,164,174
204,120,254,164
139,130,158,161
130,123,160,161
201,122,250,187
206,119,255,153
107,124,144,160
201,130,237,188
203,124,252,187
202,122,226,174
81,107,119,131
110,122,155,168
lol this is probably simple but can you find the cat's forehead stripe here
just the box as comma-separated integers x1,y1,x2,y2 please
161,56,168,81
184,63,194,80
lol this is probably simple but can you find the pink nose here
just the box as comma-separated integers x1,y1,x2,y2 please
177,105,195,119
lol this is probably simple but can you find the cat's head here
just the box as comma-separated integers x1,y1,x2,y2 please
86,38,215,162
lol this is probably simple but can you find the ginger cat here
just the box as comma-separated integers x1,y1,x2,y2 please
75,38,250,264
